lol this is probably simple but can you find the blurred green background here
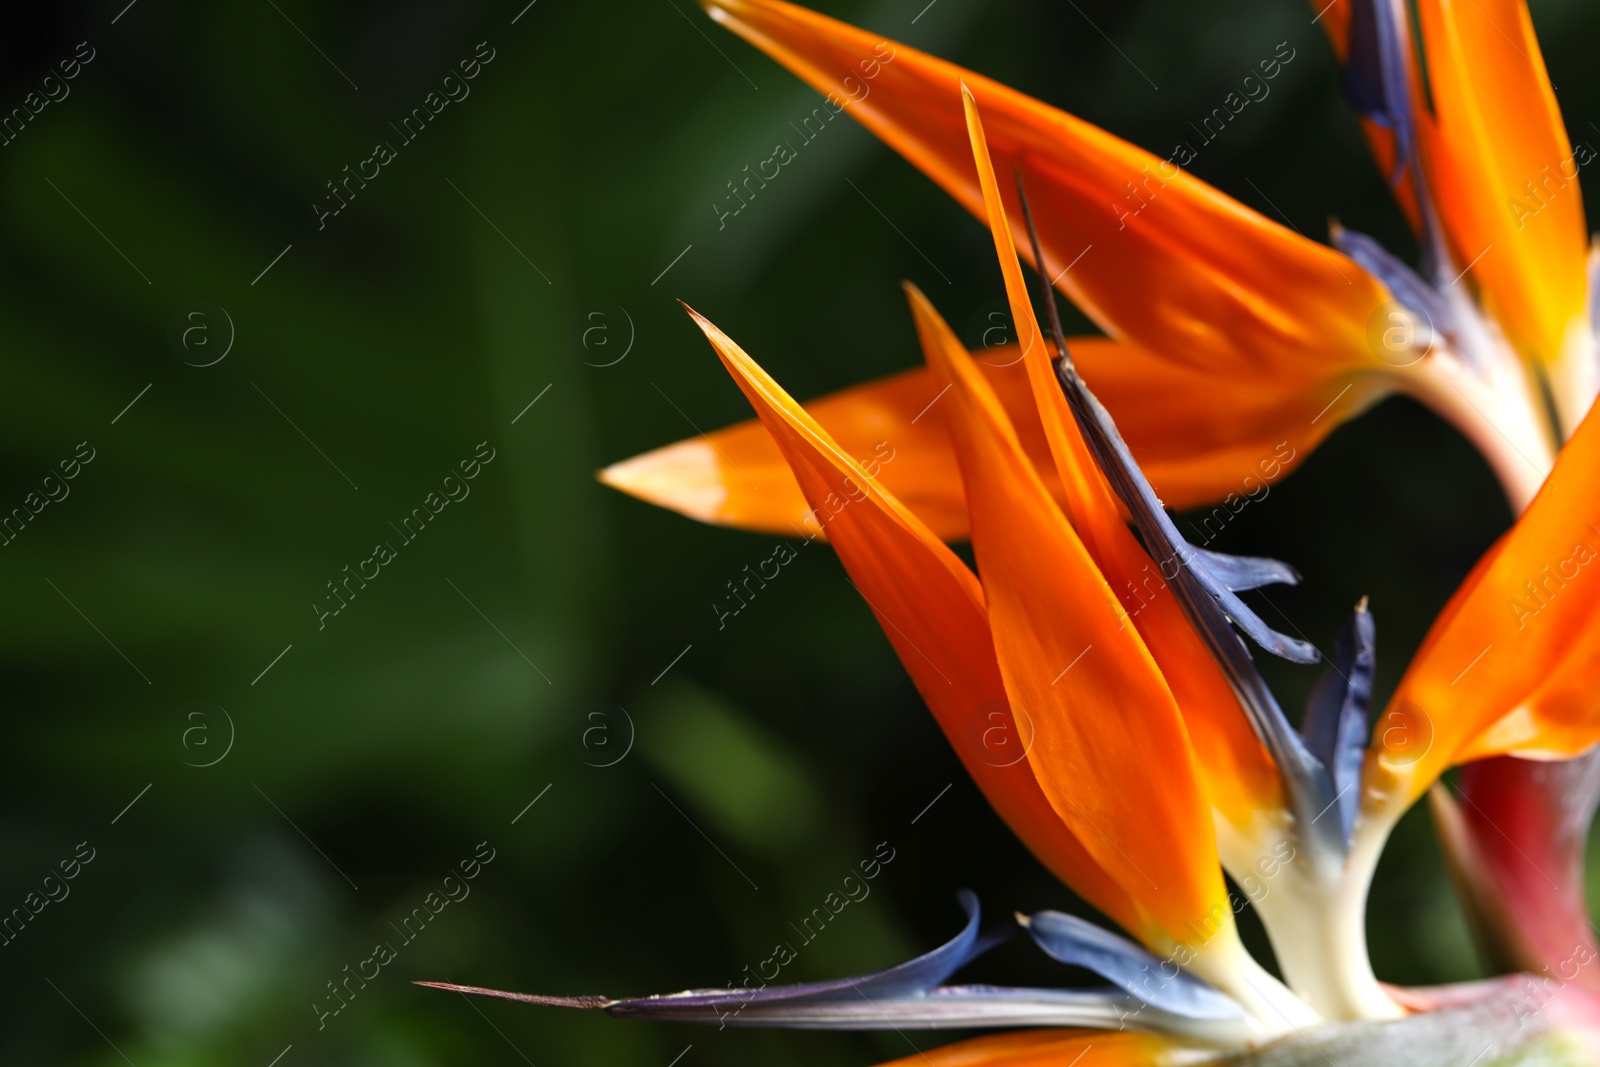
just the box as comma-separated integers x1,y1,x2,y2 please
5,0,1600,1063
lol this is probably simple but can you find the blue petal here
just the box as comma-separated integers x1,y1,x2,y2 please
1050,367,1316,664
1049,359,1346,858
1330,224,1455,343
1022,910,1246,1020
615,982,1252,1032
1341,0,1417,171
417,981,1253,1037
1302,601,1376,845
417,893,1007,1023
1192,547,1300,593
835,888,1006,1000
1337,0,1455,284
417,896,1257,1039
1010,179,1347,858
626,890,1002,1009
609,983,1140,1029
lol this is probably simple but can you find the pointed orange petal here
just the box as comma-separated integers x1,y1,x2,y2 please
681,304,1154,944
1415,0,1589,370
704,0,1393,408
598,333,1354,532
905,282,1229,950
960,86,1283,841
874,1030,1194,1067
1315,0,1354,62
1379,401,1600,801
600,356,1074,541
958,83,1123,559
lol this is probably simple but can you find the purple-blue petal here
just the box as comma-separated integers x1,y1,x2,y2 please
1192,547,1301,593
1302,601,1376,846
1022,910,1245,1020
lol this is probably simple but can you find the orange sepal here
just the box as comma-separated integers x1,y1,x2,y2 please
1415,0,1589,368
1316,0,1354,62
1072,340,1387,512
681,304,1155,943
599,322,1361,540
704,0,1394,411
960,86,1284,839
906,282,1230,949
1455,619,1600,763
1378,401,1600,800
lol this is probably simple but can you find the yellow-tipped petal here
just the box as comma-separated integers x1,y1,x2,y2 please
598,436,733,527
599,358,1069,541
681,304,1155,944
599,329,1348,539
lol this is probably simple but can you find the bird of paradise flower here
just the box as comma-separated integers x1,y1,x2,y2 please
424,0,1600,1062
